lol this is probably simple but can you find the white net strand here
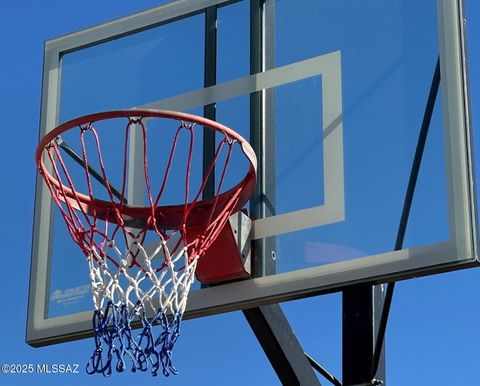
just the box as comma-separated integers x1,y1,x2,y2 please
85,235,199,377
36,111,257,378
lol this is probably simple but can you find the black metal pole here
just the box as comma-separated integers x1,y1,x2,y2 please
342,285,385,386
306,352,342,386
55,136,124,202
244,2,320,384
342,59,440,386
203,6,217,200
370,58,441,379
244,304,321,385
250,0,276,277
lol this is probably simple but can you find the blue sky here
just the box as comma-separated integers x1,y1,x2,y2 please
1,1,480,385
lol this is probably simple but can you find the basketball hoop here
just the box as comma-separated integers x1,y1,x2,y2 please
36,110,257,377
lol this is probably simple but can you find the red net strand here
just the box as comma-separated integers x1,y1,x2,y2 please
36,110,256,377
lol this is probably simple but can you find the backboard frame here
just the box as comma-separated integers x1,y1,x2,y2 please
28,0,478,346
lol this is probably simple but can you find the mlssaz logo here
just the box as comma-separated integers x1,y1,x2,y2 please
36,364,80,374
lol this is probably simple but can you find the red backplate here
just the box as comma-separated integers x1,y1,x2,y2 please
195,211,252,284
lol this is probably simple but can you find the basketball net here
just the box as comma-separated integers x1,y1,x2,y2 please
36,110,256,377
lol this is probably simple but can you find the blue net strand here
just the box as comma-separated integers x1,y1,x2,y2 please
86,301,183,377
86,310,108,376
118,304,143,372
38,111,256,379
137,310,158,375
155,311,181,376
